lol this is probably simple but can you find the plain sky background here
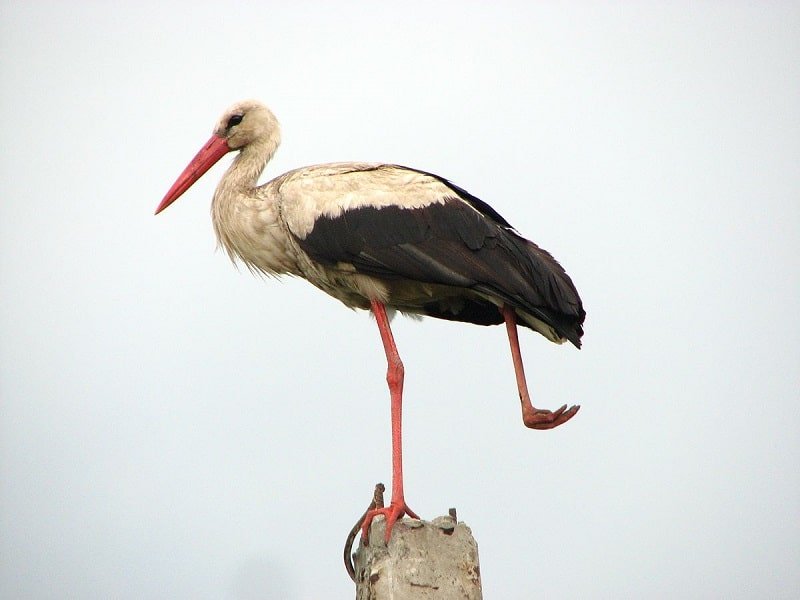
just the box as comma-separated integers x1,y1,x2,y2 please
1,2,798,599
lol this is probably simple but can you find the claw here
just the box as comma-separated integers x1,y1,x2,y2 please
360,501,419,544
523,404,580,430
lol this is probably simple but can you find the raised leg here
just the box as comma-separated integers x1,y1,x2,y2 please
360,300,419,543
501,304,580,429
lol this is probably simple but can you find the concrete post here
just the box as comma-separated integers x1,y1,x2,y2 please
353,514,482,599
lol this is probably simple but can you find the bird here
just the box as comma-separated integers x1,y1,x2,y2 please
155,100,585,543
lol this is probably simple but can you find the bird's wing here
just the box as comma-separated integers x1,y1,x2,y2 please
282,164,584,345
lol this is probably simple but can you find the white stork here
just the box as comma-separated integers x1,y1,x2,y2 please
155,100,585,542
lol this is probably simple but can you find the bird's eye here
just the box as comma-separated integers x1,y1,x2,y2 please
227,114,243,128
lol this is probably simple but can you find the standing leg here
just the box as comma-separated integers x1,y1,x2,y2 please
501,304,580,430
360,300,419,543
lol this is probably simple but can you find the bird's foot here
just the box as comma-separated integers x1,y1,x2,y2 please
360,499,419,545
523,404,580,430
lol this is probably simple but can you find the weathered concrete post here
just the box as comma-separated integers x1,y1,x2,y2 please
353,514,482,599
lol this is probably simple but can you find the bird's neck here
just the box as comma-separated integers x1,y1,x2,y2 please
217,135,279,198
212,134,279,230
211,133,295,275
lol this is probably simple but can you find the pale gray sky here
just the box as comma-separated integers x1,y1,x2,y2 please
1,2,798,599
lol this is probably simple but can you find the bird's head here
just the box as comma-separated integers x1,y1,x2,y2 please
155,100,281,214
212,100,280,151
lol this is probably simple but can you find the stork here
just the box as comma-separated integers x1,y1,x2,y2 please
155,100,585,543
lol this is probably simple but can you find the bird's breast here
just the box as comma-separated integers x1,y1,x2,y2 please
212,191,301,276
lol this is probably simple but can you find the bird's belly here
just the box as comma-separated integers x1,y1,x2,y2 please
299,260,496,320
295,261,387,309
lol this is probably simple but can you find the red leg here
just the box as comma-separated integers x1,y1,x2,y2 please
360,300,419,543
501,304,579,430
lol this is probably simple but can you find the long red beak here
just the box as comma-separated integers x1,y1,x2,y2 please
155,135,231,214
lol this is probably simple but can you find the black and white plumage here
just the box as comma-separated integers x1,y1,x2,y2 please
293,165,584,346
156,100,585,543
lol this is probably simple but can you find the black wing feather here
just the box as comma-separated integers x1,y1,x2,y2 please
297,198,584,346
